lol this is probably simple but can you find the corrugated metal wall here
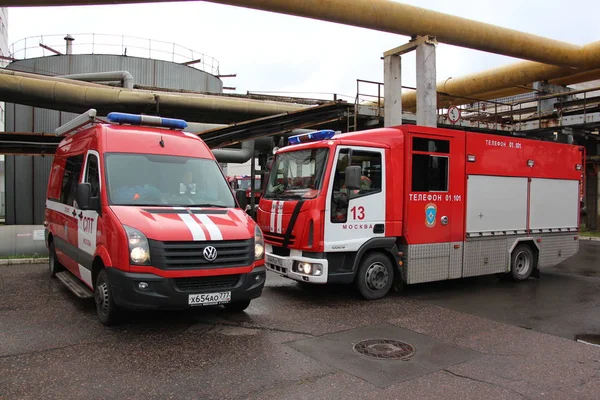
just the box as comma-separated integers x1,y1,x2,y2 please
5,53,222,225
8,54,223,92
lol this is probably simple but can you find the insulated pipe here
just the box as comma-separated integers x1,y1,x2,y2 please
59,71,135,89
212,140,254,163
0,69,308,119
402,53,600,110
5,0,590,68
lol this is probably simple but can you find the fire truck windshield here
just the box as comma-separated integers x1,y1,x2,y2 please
105,153,236,207
264,148,329,199
237,179,261,190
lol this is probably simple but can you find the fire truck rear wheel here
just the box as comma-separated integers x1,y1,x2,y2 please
510,244,534,281
95,269,121,326
356,252,394,300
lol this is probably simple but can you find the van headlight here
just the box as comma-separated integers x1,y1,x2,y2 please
124,225,151,265
254,225,265,261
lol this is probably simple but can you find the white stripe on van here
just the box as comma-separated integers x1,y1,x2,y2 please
196,214,223,240
178,212,206,241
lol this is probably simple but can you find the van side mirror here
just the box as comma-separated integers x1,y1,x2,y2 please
345,166,362,190
235,189,248,211
76,183,92,210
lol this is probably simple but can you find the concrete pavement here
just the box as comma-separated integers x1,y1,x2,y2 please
2,242,600,399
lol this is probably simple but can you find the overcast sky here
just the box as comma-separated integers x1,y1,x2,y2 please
6,0,600,101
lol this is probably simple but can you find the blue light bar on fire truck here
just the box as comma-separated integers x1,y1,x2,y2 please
107,112,188,130
288,130,335,145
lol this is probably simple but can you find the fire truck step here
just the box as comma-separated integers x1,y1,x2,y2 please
55,271,94,299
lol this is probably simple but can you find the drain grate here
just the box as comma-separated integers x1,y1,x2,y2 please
353,339,416,360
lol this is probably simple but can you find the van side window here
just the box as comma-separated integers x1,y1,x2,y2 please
60,155,84,206
85,154,100,198
411,137,449,192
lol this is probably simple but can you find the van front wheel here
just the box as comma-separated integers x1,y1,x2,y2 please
95,269,121,326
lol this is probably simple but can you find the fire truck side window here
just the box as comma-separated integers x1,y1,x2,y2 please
331,149,382,223
85,154,100,198
411,136,449,192
60,155,84,206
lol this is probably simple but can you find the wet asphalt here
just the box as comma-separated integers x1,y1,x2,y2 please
2,241,600,399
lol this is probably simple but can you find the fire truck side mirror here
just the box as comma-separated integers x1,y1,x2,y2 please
235,189,248,211
345,166,362,190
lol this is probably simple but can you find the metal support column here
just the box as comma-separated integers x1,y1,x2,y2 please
250,151,256,219
416,40,437,127
384,55,402,127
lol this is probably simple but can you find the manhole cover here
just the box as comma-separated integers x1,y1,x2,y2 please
353,339,416,360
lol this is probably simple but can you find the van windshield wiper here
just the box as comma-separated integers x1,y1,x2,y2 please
187,203,229,208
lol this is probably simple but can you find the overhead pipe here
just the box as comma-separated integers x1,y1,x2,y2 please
212,140,255,163
0,69,309,123
59,71,135,89
6,1,600,115
5,0,592,69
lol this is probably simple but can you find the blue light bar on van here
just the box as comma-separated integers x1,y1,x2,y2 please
106,112,188,130
288,130,335,145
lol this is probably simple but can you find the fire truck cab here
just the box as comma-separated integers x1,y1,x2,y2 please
45,110,266,325
257,126,584,299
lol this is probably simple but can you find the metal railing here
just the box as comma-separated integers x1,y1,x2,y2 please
9,33,220,76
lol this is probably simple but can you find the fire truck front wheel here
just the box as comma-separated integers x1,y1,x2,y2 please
510,244,535,281
355,252,394,300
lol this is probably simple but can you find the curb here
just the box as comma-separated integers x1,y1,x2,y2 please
0,258,49,266
580,236,600,242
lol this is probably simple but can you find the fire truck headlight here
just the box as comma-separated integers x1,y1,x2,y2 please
254,225,265,260
124,225,151,265
293,262,323,276
299,262,312,274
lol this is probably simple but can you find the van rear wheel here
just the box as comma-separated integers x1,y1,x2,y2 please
355,253,394,300
95,269,121,326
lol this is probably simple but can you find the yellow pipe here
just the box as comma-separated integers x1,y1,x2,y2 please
0,69,308,120
7,0,592,68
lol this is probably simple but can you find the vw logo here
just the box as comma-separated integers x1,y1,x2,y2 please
203,246,218,262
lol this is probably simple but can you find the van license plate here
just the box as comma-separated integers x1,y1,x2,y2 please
188,291,231,306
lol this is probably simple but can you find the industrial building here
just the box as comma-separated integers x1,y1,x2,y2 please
0,0,599,254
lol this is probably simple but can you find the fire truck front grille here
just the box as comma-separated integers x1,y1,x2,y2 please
264,231,295,246
149,239,254,270
172,274,241,292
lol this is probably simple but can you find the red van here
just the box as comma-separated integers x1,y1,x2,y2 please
44,109,266,325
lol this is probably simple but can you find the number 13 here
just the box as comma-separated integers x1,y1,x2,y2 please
351,206,365,220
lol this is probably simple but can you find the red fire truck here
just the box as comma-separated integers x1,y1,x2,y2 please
257,126,584,299
228,175,263,203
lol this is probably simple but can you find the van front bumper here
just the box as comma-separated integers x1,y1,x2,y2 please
106,267,266,310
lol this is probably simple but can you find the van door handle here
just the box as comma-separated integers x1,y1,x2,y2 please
441,216,449,225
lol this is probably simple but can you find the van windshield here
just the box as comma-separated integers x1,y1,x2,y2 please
105,153,235,208
264,148,329,199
